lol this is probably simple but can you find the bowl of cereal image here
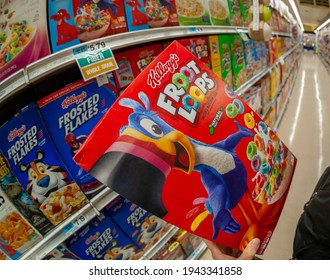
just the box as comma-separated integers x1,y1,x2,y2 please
75,4,111,42
176,0,210,25
145,1,169,28
209,0,229,25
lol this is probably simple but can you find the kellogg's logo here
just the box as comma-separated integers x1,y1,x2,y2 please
147,53,180,88
61,91,87,109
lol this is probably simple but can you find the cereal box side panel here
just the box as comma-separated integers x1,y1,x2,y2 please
37,80,117,197
107,0,129,35
0,0,51,81
74,41,297,253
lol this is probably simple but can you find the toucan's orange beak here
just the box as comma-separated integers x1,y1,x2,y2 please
122,128,195,174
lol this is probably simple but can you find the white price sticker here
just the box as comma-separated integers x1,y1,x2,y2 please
63,215,87,236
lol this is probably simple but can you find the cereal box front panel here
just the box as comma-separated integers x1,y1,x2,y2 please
74,41,297,254
124,0,149,31
208,0,230,26
144,0,179,27
48,0,126,53
37,79,117,197
175,0,211,25
0,103,88,225
0,0,51,82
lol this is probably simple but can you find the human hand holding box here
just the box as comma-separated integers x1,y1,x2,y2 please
74,41,297,254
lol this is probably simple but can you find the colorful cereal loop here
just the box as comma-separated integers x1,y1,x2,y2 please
244,113,255,129
226,103,238,119
172,73,189,90
254,134,264,151
246,141,257,160
182,94,200,111
189,85,205,103
180,66,195,82
233,99,244,114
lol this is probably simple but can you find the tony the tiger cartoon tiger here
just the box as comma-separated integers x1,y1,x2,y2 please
19,149,69,204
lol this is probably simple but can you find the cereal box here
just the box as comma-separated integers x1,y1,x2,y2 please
37,79,117,198
208,35,222,79
143,0,179,27
73,41,297,254
218,35,233,87
0,150,54,235
239,0,251,27
172,36,211,68
227,0,243,26
47,0,128,53
229,35,247,90
208,0,230,26
124,0,149,32
0,0,51,82
0,103,88,226
0,188,42,256
113,43,163,91
175,0,211,25
65,213,139,260
104,196,167,250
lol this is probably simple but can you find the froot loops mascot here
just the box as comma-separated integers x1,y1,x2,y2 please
90,92,254,240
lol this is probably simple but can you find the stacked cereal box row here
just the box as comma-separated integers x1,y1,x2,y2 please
0,0,292,82
45,195,173,260
0,75,120,259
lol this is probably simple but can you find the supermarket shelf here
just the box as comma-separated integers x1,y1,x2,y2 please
20,187,118,260
236,44,300,97
261,55,300,120
140,225,179,260
274,70,299,131
186,242,208,260
0,69,28,103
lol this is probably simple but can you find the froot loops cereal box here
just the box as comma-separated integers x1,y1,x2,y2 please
0,0,51,82
74,41,297,254
47,0,128,53
0,103,88,226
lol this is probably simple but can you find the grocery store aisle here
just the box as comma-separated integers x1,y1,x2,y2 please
200,50,330,260
261,51,330,260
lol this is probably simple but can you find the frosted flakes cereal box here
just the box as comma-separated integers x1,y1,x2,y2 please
74,41,297,254
37,79,117,198
66,213,139,260
104,195,167,250
0,103,88,226
0,150,54,235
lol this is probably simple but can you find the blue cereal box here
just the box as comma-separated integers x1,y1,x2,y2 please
37,79,118,198
66,213,139,260
104,196,167,249
0,103,88,226
124,0,149,31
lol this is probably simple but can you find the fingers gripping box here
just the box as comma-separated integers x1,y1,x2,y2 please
0,103,88,226
74,41,297,254
37,79,118,198
104,196,167,249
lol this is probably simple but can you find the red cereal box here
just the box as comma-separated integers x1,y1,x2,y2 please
113,43,163,91
74,41,297,254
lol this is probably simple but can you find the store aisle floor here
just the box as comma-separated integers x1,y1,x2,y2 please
200,50,330,260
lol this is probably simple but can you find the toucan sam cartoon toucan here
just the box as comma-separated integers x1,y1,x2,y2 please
89,92,253,239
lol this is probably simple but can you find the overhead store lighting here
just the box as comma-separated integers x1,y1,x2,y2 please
288,0,304,31
315,18,330,31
